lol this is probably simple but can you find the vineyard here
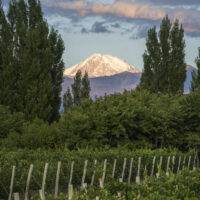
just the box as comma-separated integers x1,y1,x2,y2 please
0,148,197,199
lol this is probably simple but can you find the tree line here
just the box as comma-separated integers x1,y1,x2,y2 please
1,89,200,151
1,0,200,151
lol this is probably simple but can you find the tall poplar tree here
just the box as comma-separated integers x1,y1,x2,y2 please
140,27,161,93
191,48,200,91
0,0,65,122
159,16,171,94
169,20,186,94
140,16,186,95
48,28,65,122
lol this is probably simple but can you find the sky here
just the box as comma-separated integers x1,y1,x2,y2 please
3,0,200,71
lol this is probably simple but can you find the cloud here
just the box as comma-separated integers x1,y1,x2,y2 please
137,0,200,6
111,23,120,28
130,24,151,39
41,0,200,37
81,27,88,33
91,21,111,33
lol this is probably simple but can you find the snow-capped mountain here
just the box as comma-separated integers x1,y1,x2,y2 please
62,54,197,98
64,54,140,78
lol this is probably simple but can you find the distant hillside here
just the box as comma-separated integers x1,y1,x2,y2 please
62,72,141,97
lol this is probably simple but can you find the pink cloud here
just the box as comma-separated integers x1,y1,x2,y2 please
41,0,200,33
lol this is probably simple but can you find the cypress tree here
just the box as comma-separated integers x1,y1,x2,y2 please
81,72,91,99
72,70,82,106
63,87,73,112
191,48,200,91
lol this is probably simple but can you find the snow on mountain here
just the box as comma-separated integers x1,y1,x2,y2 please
64,54,141,78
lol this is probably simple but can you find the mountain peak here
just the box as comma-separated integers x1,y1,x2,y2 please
64,54,141,78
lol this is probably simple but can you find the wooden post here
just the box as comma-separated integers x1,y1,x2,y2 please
172,156,175,173
91,160,97,185
188,156,191,169
68,184,73,200
156,156,163,178
136,157,141,184
193,155,196,170
69,161,74,185
151,156,156,177
177,156,181,174
121,158,127,182
42,163,48,194
112,159,117,178
159,156,163,168
54,161,61,198
128,158,133,184
99,178,103,188
102,159,107,187
81,160,88,188
182,156,186,170
144,165,147,181
24,164,34,200
8,166,16,200
166,156,170,176
39,190,46,200
14,193,20,200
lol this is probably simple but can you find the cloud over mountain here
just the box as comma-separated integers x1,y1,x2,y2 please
41,0,200,36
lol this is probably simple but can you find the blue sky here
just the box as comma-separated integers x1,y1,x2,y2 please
3,0,200,71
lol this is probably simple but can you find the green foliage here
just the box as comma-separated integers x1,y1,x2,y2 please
0,148,195,198
0,105,25,140
60,90,191,149
3,118,64,149
29,169,200,200
179,90,200,149
1,89,200,150
140,16,186,95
